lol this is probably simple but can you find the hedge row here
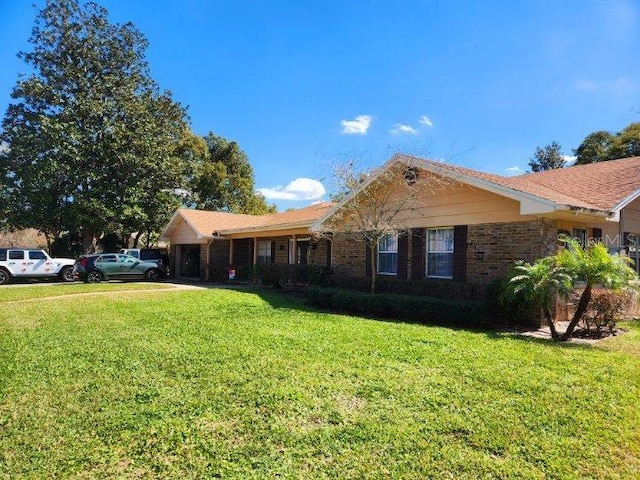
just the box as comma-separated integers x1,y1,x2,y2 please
304,287,490,328
323,274,481,301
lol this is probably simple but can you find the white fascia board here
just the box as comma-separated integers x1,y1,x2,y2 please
311,156,402,231
159,209,183,238
613,188,640,213
220,220,313,235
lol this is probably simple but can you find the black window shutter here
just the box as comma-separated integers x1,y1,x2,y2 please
326,240,332,267
365,243,372,277
270,241,276,263
592,228,602,242
453,225,468,282
411,228,425,279
397,231,408,279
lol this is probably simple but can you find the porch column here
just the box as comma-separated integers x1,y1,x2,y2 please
253,237,258,265
229,239,234,265
205,240,211,281
292,235,297,264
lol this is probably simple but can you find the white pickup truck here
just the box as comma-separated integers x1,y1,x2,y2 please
0,248,76,285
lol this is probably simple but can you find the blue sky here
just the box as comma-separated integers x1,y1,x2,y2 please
1,0,639,211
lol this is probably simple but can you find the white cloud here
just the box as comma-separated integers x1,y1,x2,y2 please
257,178,326,201
575,79,598,92
340,115,372,135
505,166,523,175
390,123,418,135
419,115,434,127
562,155,577,165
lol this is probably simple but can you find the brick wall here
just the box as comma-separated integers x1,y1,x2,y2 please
466,219,557,284
209,239,230,269
199,244,208,281
308,238,331,266
274,238,289,264
331,233,367,276
232,238,253,267
330,219,558,285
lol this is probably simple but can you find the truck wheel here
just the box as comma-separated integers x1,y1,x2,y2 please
59,266,75,282
145,269,160,282
0,268,11,285
86,270,102,283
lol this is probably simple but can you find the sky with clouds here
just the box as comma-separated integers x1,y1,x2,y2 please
1,0,639,210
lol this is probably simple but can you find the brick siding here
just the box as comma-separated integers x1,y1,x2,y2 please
466,219,558,284
331,219,558,285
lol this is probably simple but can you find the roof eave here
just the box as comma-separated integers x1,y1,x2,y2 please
218,220,316,235
612,188,640,214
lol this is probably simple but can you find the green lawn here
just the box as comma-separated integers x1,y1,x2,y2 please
0,286,638,479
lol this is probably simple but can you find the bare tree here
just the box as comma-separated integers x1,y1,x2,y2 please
317,152,453,293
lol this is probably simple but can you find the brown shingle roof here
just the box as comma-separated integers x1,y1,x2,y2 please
177,209,264,236
174,202,335,237
402,154,640,212
221,202,335,232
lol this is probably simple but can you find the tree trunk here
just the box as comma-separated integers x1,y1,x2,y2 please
370,243,377,294
561,283,592,341
82,229,96,254
133,231,143,248
543,308,559,339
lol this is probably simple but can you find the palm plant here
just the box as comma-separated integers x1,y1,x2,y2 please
508,257,573,338
557,240,637,340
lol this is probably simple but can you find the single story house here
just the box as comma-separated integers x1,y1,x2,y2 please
161,154,640,287
311,154,640,285
161,203,335,281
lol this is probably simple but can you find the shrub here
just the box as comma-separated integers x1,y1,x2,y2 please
582,288,638,337
485,271,541,327
320,274,480,302
304,287,490,328
259,264,332,289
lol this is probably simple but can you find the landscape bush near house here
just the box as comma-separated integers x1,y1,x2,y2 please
305,287,489,328
581,287,638,337
504,239,638,340
484,275,537,326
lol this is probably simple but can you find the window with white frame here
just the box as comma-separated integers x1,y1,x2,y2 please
377,234,398,275
427,227,454,278
257,240,271,265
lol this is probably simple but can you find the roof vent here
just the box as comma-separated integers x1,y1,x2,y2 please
403,166,419,186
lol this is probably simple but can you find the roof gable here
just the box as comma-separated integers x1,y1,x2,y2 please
161,202,335,240
312,154,640,230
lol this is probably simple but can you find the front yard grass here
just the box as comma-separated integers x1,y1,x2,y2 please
0,286,638,478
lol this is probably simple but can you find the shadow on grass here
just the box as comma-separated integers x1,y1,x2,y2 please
237,287,591,350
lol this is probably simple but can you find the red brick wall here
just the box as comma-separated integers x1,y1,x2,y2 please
330,219,558,285
466,219,557,284
331,233,367,277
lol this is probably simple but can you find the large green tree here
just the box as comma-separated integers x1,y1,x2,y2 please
0,0,197,252
191,132,275,215
574,122,640,164
528,141,566,172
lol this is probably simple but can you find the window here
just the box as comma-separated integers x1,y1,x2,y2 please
427,227,454,278
257,241,271,265
8,250,24,260
573,228,587,247
29,251,47,260
377,234,398,275
97,255,117,263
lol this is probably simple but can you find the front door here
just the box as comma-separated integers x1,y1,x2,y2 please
179,245,200,278
288,240,309,264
